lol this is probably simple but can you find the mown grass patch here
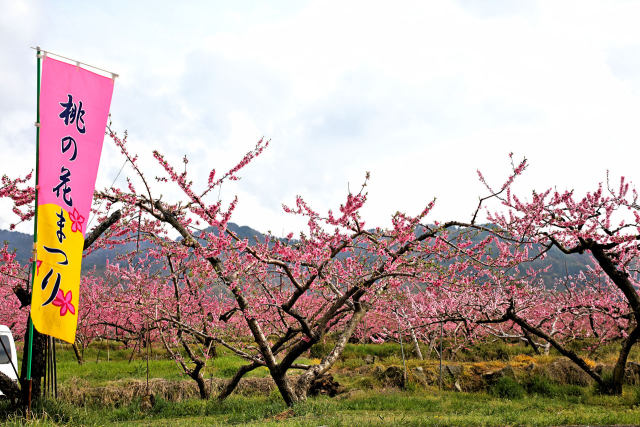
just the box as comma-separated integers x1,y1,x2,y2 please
4,387,640,426
56,358,185,386
52,342,309,387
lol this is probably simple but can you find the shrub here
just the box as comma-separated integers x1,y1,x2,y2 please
524,375,556,398
511,354,536,366
309,342,333,359
489,377,525,399
593,373,616,395
524,375,586,400
546,357,593,386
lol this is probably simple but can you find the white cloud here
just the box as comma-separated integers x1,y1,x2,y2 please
3,0,640,235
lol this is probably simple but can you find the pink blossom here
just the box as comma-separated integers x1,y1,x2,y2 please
69,208,85,233
52,289,75,316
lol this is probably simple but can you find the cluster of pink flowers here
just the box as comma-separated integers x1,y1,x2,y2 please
3,135,640,400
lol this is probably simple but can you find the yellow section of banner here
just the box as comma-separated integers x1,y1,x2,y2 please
31,203,84,343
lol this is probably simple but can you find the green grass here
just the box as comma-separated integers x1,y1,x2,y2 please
56,358,185,385
46,343,291,386
4,339,640,425
3,387,640,426
311,342,406,361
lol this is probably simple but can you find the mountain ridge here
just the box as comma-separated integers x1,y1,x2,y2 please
1,223,592,287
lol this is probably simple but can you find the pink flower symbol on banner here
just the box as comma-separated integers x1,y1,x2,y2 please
36,260,42,276
69,208,85,233
52,289,75,316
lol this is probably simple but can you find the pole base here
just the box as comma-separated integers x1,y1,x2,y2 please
21,379,33,418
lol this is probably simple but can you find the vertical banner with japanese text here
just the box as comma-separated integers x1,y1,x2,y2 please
31,56,114,343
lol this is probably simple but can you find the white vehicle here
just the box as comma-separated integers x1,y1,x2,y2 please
0,325,18,395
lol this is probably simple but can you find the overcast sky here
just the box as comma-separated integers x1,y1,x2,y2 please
2,1,640,235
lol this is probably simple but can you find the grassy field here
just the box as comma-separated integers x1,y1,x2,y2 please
3,388,640,426
2,340,640,426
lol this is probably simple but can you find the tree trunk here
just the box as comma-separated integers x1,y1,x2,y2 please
293,305,367,403
272,371,298,407
506,306,606,390
409,326,423,360
588,245,640,394
610,325,640,395
190,370,210,399
522,329,540,355
218,362,259,401
72,342,84,365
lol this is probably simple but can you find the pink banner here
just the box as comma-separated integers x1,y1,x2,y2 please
32,56,114,343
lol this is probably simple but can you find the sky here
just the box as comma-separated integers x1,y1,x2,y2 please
2,0,640,236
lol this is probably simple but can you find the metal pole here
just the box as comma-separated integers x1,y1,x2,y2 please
25,44,43,416
43,336,48,398
48,338,53,399
48,338,52,398
52,339,57,399
48,339,51,398
50,338,54,398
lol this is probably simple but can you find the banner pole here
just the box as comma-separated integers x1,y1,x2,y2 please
25,45,42,415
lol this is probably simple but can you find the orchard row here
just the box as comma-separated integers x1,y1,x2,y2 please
1,132,638,405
